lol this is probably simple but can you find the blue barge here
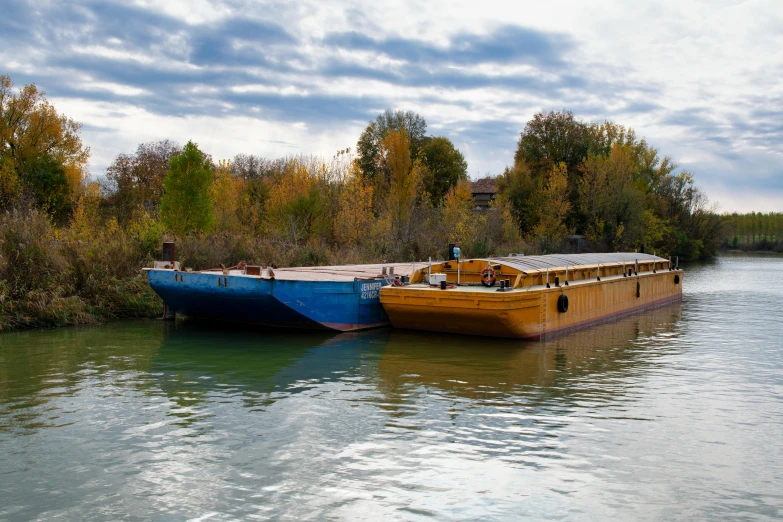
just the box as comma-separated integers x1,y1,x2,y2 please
145,262,424,331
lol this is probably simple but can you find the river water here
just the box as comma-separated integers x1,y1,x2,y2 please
1,254,782,521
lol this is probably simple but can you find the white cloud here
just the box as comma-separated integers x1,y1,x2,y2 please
4,0,780,211
53,97,361,175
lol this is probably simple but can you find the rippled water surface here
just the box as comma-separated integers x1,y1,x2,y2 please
2,254,782,521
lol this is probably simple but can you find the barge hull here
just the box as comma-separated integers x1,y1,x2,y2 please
381,257,683,339
147,270,389,331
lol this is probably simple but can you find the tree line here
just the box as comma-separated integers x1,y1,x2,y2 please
0,73,743,329
97,108,503,265
721,212,783,252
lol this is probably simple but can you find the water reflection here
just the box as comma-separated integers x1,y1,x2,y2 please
337,304,689,491
151,322,390,425
0,301,682,438
148,303,684,427
377,303,683,400
0,322,163,436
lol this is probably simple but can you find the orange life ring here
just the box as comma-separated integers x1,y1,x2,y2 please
481,266,496,287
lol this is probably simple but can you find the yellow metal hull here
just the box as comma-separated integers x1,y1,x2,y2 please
381,270,683,339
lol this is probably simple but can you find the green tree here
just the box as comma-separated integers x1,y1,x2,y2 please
160,141,215,235
514,110,595,233
514,110,590,173
419,136,468,205
496,161,543,236
18,152,73,221
356,109,426,182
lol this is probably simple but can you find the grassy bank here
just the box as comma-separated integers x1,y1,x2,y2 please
0,209,162,330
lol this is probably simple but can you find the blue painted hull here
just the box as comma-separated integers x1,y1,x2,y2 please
147,269,389,331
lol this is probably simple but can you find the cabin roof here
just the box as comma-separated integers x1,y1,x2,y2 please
470,177,497,194
479,253,666,272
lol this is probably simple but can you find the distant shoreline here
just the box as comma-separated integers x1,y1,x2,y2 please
720,249,782,254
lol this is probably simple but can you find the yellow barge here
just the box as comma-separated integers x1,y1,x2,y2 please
380,253,682,339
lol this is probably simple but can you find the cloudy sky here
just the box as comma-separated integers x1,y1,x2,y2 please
1,0,780,212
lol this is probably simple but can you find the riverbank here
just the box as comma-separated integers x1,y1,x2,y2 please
0,204,731,333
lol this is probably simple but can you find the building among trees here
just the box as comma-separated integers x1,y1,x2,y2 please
470,177,497,208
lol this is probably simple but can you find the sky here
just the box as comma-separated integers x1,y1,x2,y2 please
1,0,780,212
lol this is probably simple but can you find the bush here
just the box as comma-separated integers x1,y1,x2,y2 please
0,207,162,331
0,208,67,296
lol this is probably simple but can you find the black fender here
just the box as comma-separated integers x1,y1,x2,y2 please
557,294,569,313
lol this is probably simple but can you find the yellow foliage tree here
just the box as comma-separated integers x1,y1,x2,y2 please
378,130,422,257
264,159,331,243
442,179,482,247
578,143,648,249
69,181,102,240
494,197,523,246
212,160,244,232
335,164,374,245
0,155,19,206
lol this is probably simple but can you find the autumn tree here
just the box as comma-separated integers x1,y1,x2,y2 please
577,151,608,235
514,110,606,234
0,75,89,218
105,140,181,224
69,181,103,240
375,129,423,259
212,160,244,232
419,136,468,205
0,155,17,206
160,141,215,235
356,109,427,182
442,179,484,248
264,159,332,245
334,164,374,245
577,144,647,250
228,154,286,231
238,176,269,232
530,162,571,252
